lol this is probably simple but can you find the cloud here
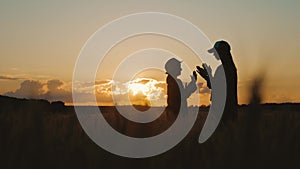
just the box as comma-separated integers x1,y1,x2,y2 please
47,79,64,91
4,79,73,103
5,80,44,98
42,79,72,103
0,74,53,81
0,75,23,80
3,77,207,106
197,82,211,94
199,87,211,94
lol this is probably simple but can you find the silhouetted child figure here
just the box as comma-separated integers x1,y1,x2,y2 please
165,58,197,120
197,41,238,123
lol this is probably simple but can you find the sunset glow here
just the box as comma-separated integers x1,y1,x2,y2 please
0,1,299,105
127,78,164,101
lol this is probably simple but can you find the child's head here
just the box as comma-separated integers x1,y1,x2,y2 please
165,58,182,77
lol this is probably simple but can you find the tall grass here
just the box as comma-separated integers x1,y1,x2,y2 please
1,80,300,169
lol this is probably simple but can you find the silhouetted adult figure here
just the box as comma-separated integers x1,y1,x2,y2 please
197,41,238,123
165,58,197,120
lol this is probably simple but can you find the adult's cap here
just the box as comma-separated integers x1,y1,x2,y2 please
165,58,182,73
208,40,231,53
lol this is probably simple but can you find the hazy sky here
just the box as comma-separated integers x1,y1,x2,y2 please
0,0,299,105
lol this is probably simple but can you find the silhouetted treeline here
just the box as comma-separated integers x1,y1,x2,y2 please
0,95,72,114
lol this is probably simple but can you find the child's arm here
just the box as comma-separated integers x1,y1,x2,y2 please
183,71,197,99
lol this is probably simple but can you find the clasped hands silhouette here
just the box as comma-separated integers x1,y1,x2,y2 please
190,63,212,83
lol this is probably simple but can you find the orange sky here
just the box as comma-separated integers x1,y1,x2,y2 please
0,1,299,105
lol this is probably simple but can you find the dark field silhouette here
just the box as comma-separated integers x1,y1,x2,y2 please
0,95,300,169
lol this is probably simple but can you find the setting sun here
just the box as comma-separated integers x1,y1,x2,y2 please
127,78,164,101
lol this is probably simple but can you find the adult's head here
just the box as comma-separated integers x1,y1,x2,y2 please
208,40,232,61
165,58,182,77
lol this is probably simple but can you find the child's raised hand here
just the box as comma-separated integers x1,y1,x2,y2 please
193,71,197,81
